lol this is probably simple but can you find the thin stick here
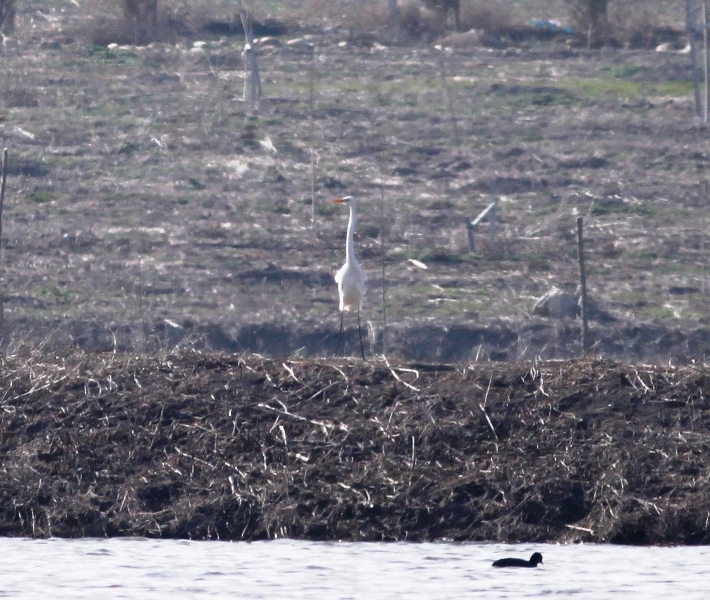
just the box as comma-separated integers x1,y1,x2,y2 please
577,217,590,353
0,148,7,338
309,44,316,222
704,0,709,122
0,148,7,259
435,51,462,157
481,373,493,407
240,11,262,107
688,0,703,118
383,355,420,392
379,165,387,355
335,311,344,357
357,309,365,360
566,524,593,534
467,200,498,252
478,403,498,440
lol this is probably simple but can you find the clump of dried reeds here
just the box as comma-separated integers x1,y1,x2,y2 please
1,351,709,544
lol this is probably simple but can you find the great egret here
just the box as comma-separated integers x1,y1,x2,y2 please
332,196,366,359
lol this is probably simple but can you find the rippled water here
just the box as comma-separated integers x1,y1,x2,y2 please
0,538,708,599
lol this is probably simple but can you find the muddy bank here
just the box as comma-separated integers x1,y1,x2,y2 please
1,351,709,544
5,313,710,364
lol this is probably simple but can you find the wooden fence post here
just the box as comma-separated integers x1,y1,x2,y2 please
688,0,704,119
577,217,590,353
241,11,262,107
467,199,498,252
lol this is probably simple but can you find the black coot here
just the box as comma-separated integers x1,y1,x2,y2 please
492,552,543,568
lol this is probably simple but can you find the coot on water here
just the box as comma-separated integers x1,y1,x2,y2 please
492,552,543,568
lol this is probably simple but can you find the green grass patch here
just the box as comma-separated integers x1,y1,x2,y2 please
529,91,576,107
562,78,693,100
637,250,659,261
415,248,470,264
85,46,141,65
591,200,659,218
637,304,680,320
521,130,544,142
34,286,75,303
314,201,337,217
27,191,56,204
601,65,648,79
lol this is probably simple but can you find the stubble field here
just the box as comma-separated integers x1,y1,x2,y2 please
0,0,706,363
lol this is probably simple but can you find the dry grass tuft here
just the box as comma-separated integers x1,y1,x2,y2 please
2,88,38,109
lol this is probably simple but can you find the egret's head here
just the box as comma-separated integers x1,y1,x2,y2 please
332,196,355,206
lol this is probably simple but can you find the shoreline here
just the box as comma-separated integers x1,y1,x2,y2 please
1,352,708,545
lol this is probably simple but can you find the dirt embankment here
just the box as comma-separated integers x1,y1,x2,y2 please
1,351,709,545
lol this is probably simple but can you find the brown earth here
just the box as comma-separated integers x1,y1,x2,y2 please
1,351,709,544
0,2,705,364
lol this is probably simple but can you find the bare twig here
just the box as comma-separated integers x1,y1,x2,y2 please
478,404,498,440
175,447,216,469
481,373,493,407
382,355,420,392
282,362,301,384
566,524,593,534
257,401,335,434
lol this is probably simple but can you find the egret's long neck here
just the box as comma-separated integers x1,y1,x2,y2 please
346,204,357,264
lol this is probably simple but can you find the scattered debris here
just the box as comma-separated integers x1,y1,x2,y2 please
533,286,580,319
1,352,709,545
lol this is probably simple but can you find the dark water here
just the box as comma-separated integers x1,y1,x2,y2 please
0,539,708,599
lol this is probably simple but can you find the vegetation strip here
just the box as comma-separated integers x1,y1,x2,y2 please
1,351,709,544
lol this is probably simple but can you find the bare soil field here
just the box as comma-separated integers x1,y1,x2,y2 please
2,352,710,544
0,0,705,363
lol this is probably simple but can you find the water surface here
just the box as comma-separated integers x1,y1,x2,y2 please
0,539,707,599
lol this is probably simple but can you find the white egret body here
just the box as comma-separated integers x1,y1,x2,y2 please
332,196,366,359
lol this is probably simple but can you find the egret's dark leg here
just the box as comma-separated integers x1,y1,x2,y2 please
335,310,344,357
357,310,365,360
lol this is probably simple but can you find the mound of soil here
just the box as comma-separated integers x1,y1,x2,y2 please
1,351,709,545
